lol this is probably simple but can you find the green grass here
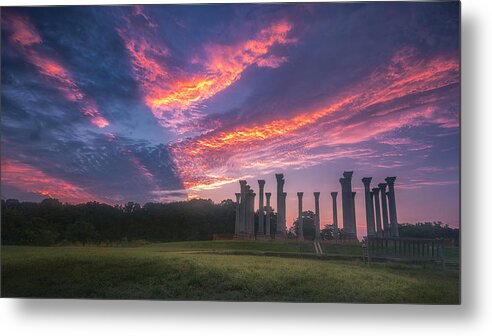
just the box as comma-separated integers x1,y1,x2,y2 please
1,241,459,303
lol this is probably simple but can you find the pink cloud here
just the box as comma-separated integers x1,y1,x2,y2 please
3,13,109,128
170,47,459,191
119,9,296,133
1,159,106,204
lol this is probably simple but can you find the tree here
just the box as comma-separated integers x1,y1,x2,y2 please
289,210,315,239
65,220,97,245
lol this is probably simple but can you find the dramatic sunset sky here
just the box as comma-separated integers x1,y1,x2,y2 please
1,3,460,237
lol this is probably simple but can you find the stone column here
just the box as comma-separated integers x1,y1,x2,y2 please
239,180,247,234
331,192,339,241
297,192,304,241
275,174,285,238
314,192,320,241
251,192,256,237
351,191,357,239
340,171,356,240
378,183,390,238
265,192,272,237
257,180,265,235
362,177,375,238
244,185,251,235
235,193,241,236
372,188,382,237
282,192,287,233
385,177,399,237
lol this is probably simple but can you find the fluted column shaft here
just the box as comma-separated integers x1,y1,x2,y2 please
351,191,357,238
385,177,399,237
372,188,382,237
239,181,247,233
235,193,241,235
250,192,256,236
257,180,265,235
275,174,285,236
331,192,338,240
314,192,320,241
378,183,390,238
282,192,287,232
297,192,304,241
265,192,272,237
244,186,251,234
340,171,356,240
362,177,375,238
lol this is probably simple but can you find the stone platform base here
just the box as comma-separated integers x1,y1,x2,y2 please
255,234,272,240
274,233,287,240
233,233,255,240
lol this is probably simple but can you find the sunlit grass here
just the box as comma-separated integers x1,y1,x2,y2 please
1,241,459,303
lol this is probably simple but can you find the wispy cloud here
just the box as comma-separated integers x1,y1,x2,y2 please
1,159,106,204
119,7,296,133
2,13,109,128
170,47,459,190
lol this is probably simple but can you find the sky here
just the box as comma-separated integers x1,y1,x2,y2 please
1,3,460,237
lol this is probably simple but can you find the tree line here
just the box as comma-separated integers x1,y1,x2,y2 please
1,198,459,246
1,198,236,246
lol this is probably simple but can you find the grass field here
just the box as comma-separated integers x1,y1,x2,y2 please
1,241,460,303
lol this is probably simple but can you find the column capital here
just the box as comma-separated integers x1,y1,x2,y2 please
258,179,265,187
343,171,353,179
297,192,303,198
362,177,372,188
239,180,247,186
378,182,387,190
371,187,380,195
265,192,271,197
385,176,397,186
275,173,284,181
331,191,338,198
314,192,320,198
235,193,241,201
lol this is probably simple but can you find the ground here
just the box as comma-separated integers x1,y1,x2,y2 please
0,241,460,303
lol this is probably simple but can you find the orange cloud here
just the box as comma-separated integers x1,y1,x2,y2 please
3,13,109,128
1,159,105,204
119,11,296,132
170,48,459,190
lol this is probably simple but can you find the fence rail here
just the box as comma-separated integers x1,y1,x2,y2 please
366,237,445,265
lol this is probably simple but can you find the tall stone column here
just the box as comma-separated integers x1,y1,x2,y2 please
251,192,256,237
378,183,390,238
257,180,265,235
331,192,339,240
265,192,272,237
314,192,320,241
297,192,304,241
244,185,251,235
339,172,355,240
239,180,247,233
362,177,375,238
235,193,241,236
371,188,382,237
385,177,399,237
275,174,285,238
351,191,357,239
282,192,287,233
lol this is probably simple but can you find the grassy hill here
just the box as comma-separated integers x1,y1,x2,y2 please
1,241,459,303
